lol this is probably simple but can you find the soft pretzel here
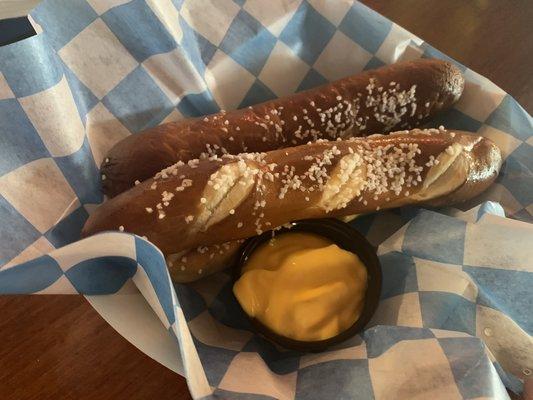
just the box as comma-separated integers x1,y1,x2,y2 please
101,59,464,197
165,240,244,282
83,128,501,283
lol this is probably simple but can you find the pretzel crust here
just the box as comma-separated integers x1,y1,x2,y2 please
83,128,501,283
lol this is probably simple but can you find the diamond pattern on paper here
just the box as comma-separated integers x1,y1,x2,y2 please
58,18,138,99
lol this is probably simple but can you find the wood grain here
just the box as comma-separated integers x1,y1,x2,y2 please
363,0,533,113
0,296,192,400
0,1,531,399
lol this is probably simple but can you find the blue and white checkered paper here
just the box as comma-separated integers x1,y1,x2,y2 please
0,0,531,398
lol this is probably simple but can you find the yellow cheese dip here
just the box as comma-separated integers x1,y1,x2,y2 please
233,232,368,342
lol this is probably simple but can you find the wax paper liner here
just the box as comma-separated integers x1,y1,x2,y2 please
0,0,531,398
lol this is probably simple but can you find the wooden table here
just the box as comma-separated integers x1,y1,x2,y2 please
1,1,531,399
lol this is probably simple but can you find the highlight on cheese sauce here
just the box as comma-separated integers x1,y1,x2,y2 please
233,232,368,342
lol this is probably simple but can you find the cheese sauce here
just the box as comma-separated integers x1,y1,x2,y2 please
233,232,368,341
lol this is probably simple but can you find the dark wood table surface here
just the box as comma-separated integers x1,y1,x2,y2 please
1,1,531,399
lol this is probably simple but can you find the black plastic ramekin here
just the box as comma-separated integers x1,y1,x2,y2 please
232,218,382,352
